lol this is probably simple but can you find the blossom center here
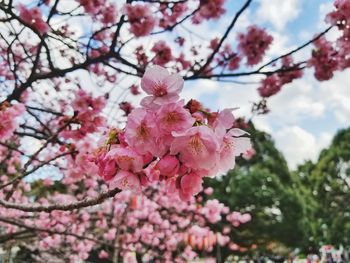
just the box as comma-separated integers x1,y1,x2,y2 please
188,135,204,155
153,83,168,97
137,123,149,141
165,111,180,124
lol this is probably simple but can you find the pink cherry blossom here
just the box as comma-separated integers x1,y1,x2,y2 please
124,108,159,155
108,146,143,173
238,25,273,66
124,4,157,37
217,129,251,174
171,126,220,171
156,101,195,134
156,155,180,178
179,172,203,201
140,66,184,108
18,5,49,35
108,170,141,192
151,41,173,66
308,37,339,81
192,0,226,23
0,103,25,141
257,74,282,98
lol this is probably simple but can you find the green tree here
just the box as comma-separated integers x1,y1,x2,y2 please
299,128,350,247
206,122,311,256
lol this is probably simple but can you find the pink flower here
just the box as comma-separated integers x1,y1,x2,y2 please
204,187,213,195
308,37,339,81
18,5,49,35
238,25,273,66
217,129,251,174
257,74,282,98
201,199,225,223
94,150,118,181
144,160,161,182
108,170,141,192
101,4,118,24
0,103,25,141
156,155,180,178
159,3,188,28
192,0,226,23
239,213,252,223
108,146,143,173
119,101,134,116
130,84,140,95
170,126,219,171
179,172,203,201
124,4,157,37
278,56,303,84
243,148,256,160
156,101,195,134
124,108,159,155
326,0,350,29
151,41,173,66
79,0,105,15
103,228,116,241
210,108,235,138
140,66,184,109
98,250,109,259
228,55,241,71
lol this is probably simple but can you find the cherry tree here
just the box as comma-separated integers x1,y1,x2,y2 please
0,0,349,262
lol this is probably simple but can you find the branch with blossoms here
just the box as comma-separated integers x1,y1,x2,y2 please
0,0,347,105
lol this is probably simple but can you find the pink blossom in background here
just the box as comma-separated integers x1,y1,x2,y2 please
193,0,226,23
257,74,282,98
238,25,273,66
151,41,173,66
18,5,49,35
124,4,157,37
0,103,25,141
309,37,339,81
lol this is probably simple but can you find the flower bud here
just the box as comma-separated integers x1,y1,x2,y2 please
156,155,180,178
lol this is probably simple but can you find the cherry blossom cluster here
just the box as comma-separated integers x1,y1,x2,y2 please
238,25,273,66
192,0,226,24
78,0,118,24
0,102,25,141
151,41,173,66
159,3,188,28
0,161,251,263
124,4,157,37
93,66,251,200
18,4,49,35
308,37,340,81
60,90,106,140
102,186,251,262
307,0,350,80
257,56,303,98
326,0,350,32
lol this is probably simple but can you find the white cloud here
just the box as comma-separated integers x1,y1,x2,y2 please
318,69,350,125
274,126,332,169
256,0,301,31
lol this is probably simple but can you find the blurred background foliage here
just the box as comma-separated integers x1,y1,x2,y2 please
205,122,350,259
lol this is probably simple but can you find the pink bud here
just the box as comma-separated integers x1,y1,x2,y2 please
204,187,214,195
156,155,180,178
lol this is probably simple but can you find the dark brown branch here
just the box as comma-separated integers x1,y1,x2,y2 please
257,26,334,71
0,187,121,212
193,0,252,77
